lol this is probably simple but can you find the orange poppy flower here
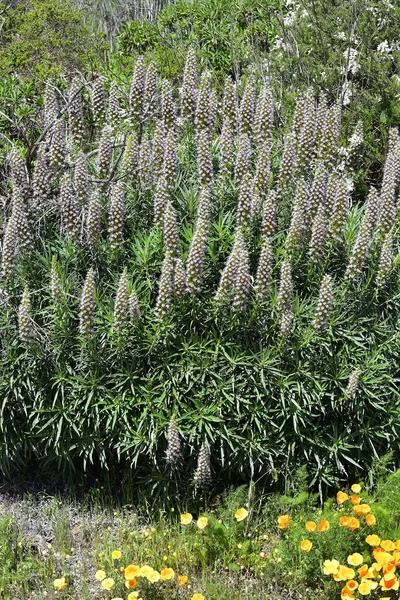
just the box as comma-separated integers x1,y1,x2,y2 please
178,575,188,587
347,517,360,530
337,491,349,505
346,580,358,591
300,539,313,552
305,521,317,532
277,514,290,529
339,516,350,527
318,520,330,532
354,504,371,516
341,586,354,599
366,514,376,526
351,495,361,505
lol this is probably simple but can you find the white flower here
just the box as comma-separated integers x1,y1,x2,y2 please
342,48,360,75
377,40,391,54
336,31,347,40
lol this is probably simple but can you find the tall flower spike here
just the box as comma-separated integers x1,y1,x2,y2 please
285,179,308,255
60,173,80,238
308,205,326,264
173,257,187,300
345,210,372,281
122,132,139,183
280,306,293,337
236,172,254,231
261,191,277,238
276,134,295,198
308,161,327,220
314,93,327,150
313,274,333,330
129,55,145,125
195,71,212,135
196,185,211,226
215,230,243,305
376,232,392,288
138,135,152,189
152,121,165,179
97,124,112,179
255,237,273,302
254,137,271,199
194,443,212,488
129,290,141,322
328,176,349,243
32,144,49,210
92,76,106,126
254,82,274,146
114,268,129,332
197,129,213,187
19,286,35,345
209,87,218,135
12,186,32,253
219,119,233,180
232,244,251,312
295,88,316,172
364,187,380,234
79,268,96,337
154,176,169,227
345,369,361,398
238,73,255,136
223,76,238,134
50,256,63,304
162,130,177,194
86,189,102,249
318,102,341,167
277,259,293,313
11,146,28,194
161,80,176,132
68,77,84,146
49,119,66,169
144,60,158,116
291,91,307,151
325,171,339,219
1,215,17,279
181,47,197,122
44,81,59,130
108,182,125,249
377,140,396,237
186,220,208,295
155,252,173,319
165,418,181,466
74,150,88,206
163,200,180,257
234,134,251,185
107,81,121,132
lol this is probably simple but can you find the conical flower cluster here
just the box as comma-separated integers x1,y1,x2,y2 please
86,189,102,249
165,417,181,466
173,257,187,299
295,89,316,172
122,133,139,183
97,124,112,178
92,76,106,126
194,443,212,488
153,176,169,227
12,186,32,253
49,119,66,169
32,144,49,209
79,268,96,337
152,121,165,179
161,80,176,132
236,173,254,230
44,82,59,130
328,176,349,243
308,161,327,220
50,256,63,304
114,269,129,332
219,120,233,180
277,259,293,313
163,131,177,193
254,138,271,199
254,83,274,145
215,230,243,305
223,76,238,133
74,150,88,206
1,216,17,279
312,274,333,330
10,147,28,193
195,72,211,134
345,211,372,281
163,200,180,257
255,237,273,302
138,135,152,189
144,60,158,114
129,290,141,322
232,244,251,311
376,232,392,288
234,134,250,184
18,286,35,345
308,205,325,264
197,129,213,186
60,173,80,238
108,182,125,249
318,102,340,166
238,74,255,135
107,81,121,131
129,56,145,124
180,47,197,122
261,191,277,238
155,253,173,319
345,368,361,398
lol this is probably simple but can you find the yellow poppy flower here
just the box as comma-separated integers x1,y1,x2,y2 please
337,491,349,504
347,517,360,530
112,550,122,560
354,504,371,515
346,580,358,591
323,559,340,575
351,484,362,493
95,570,106,581
277,514,290,529
147,570,161,583
192,595,206,600
235,508,248,522
160,568,175,580
334,566,355,581
341,586,355,599
125,579,137,589
139,565,153,577
380,540,395,552
305,521,316,532
366,534,381,546
181,513,193,525
125,565,140,579
128,593,139,600
197,517,208,529
178,575,188,587
348,553,364,566
300,539,312,552
101,578,115,590
366,514,376,526
53,577,67,590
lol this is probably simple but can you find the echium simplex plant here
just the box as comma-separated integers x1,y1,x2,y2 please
364,187,380,234
180,47,197,122
210,88,218,135
236,172,254,230
186,220,208,295
295,88,316,172
280,306,293,337
74,150,88,206
68,76,84,146
1,215,17,279
312,274,333,330
309,205,326,264
144,60,158,116
155,252,173,319
234,134,251,185
254,137,271,199
314,93,327,150
50,256,63,304
60,173,80,238
194,443,212,488
97,124,112,179
254,81,274,145
107,81,120,132
291,91,307,150
325,171,339,218
276,134,295,198
345,368,361,398
152,121,165,179
161,79,176,132
79,268,96,337
238,73,255,136
377,137,396,237
215,230,243,305
376,231,393,288
219,119,233,180
318,102,341,167
10,146,28,194
129,55,145,124
122,132,139,183
255,237,273,302
232,243,251,312
113,268,129,332
11,186,32,253
129,290,140,322
223,75,238,134
162,130,177,194
196,185,211,226
195,71,212,135
197,129,213,187
308,160,327,220
44,81,59,130
91,76,106,127
18,286,35,346
86,189,102,249
328,175,349,243
138,135,152,189
32,144,49,210
345,208,372,281
173,257,187,300
165,417,181,466
285,178,308,255
163,200,180,256
108,182,125,249
49,119,66,169
261,191,277,238
277,259,293,313
153,176,169,227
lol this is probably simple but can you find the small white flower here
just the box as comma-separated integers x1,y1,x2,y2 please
377,40,391,54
